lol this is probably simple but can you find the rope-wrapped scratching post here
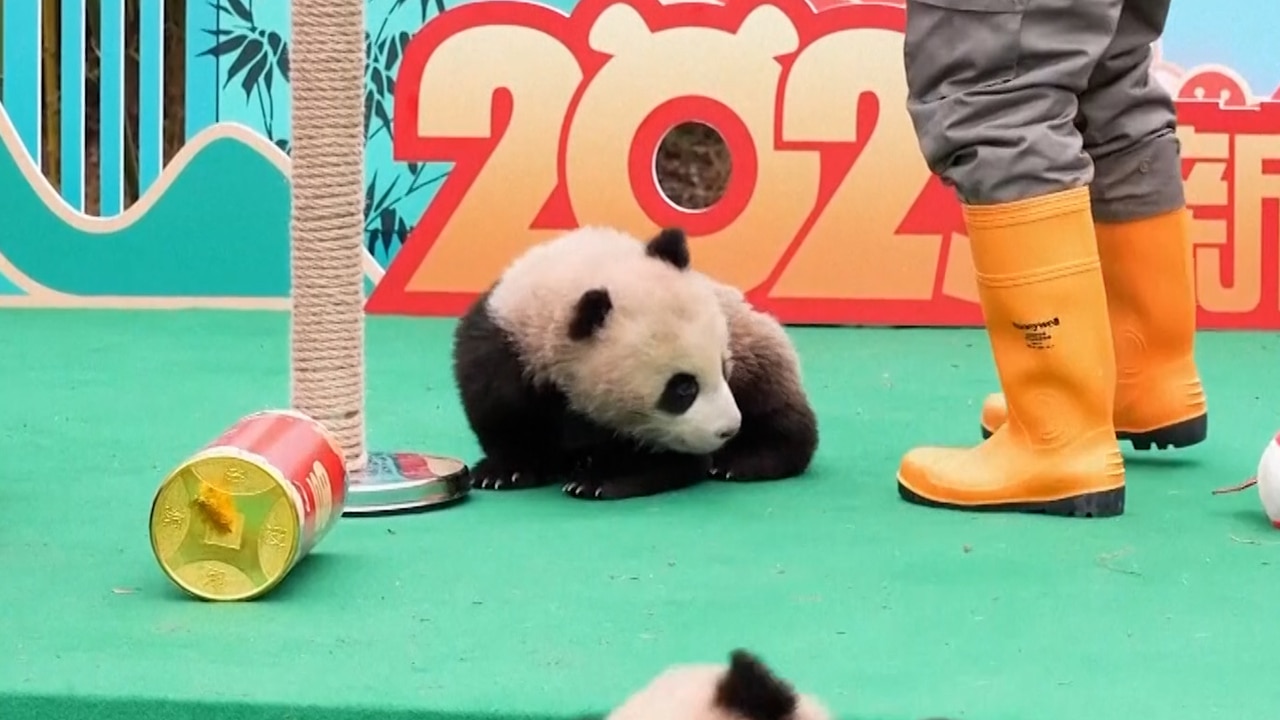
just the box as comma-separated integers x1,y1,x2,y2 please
288,0,368,471
283,0,470,514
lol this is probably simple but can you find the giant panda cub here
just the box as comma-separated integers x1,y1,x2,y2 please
451,225,818,500
595,649,957,720
597,649,832,720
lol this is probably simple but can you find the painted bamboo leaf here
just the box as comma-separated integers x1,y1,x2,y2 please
204,0,456,259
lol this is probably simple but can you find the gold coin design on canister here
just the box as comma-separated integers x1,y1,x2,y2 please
150,475,193,560
194,452,277,495
257,495,299,582
152,451,300,601
172,560,258,600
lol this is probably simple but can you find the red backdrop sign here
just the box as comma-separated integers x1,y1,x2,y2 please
366,0,1280,330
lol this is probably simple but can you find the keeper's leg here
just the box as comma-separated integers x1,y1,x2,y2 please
896,0,1127,516
976,0,1208,450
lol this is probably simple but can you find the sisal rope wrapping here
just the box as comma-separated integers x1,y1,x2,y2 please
289,0,368,471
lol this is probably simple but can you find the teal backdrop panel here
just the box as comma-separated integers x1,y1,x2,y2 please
0,131,290,298
0,0,1276,310
0,273,23,296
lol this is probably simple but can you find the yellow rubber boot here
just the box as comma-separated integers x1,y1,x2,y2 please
897,186,1126,517
978,208,1208,449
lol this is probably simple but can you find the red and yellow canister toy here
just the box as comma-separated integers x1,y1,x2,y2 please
148,409,348,601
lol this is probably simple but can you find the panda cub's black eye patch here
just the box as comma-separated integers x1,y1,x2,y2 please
657,373,700,415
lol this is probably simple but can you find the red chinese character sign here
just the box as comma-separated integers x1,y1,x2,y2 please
366,0,1280,331
1177,101,1280,330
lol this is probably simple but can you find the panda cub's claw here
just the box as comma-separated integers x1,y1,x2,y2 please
469,457,553,491
561,477,670,501
562,478,609,500
708,465,735,481
709,457,783,482
563,464,707,500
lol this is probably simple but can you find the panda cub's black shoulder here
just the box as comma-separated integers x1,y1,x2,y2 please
451,287,622,489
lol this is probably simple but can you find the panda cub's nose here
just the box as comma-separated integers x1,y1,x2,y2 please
717,423,740,440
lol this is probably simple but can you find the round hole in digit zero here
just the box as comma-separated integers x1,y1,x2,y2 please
654,121,732,211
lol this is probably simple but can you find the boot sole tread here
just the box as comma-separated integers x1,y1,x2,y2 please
897,482,1126,518
980,413,1208,451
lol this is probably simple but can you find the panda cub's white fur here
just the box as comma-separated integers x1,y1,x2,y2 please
451,225,818,500
596,649,959,720
601,650,831,720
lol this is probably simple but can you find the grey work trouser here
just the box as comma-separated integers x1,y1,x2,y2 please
903,0,1184,222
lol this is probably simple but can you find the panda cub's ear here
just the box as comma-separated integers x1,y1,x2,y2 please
645,227,691,270
714,650,799,720
568,288,613,341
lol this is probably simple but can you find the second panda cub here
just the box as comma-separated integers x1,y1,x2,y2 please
451,225,817,500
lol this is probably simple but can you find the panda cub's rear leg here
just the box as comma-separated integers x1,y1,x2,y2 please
710,403,817,481
709,308,818,481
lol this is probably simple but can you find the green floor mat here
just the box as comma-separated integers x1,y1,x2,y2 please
1,309,1276,720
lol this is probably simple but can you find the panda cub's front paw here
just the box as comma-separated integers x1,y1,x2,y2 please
563,475,650,500
562,456,614,500
562,478,608,500
709,447,801,482
470,457,550,491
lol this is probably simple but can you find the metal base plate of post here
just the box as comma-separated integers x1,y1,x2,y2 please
343,451,471,516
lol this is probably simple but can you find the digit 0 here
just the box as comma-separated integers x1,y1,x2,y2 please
561,4,820,291
772,27,944,301
388,11,583,298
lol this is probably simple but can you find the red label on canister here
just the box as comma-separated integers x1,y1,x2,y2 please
206,409,348,555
